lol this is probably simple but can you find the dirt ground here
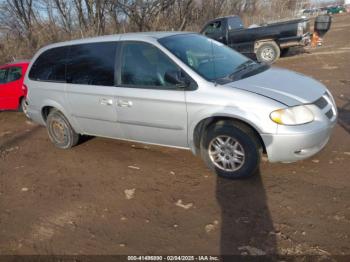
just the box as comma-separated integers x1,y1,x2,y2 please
0,14,349,257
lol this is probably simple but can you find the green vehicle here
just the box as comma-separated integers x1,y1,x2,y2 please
327,6,346,14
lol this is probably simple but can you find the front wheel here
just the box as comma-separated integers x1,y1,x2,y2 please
46,110,79,149
200,121,261,179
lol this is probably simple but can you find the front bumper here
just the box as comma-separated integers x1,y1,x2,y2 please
261,91,337,163
261,123,335,163
27,105,46,126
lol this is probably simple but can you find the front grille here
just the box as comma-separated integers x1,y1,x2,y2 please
325,109,334,119
314,96,328,109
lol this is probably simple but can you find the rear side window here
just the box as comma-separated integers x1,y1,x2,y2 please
7,67,22,82
0,68,8,84
29,46,68,82
66,42,117,86
228,17,244,30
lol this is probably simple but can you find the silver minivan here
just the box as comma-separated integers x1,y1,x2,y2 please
25,32,337,178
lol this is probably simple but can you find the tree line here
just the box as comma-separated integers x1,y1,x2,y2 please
0,0,307,64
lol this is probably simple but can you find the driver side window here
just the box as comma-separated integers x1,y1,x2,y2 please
120,42,181,89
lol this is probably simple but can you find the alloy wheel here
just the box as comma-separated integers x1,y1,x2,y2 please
208,135,245,172
261,47,275,62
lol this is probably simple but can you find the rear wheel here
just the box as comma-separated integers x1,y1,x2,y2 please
200,121,261,179
256,41,280,64
46,109,79,149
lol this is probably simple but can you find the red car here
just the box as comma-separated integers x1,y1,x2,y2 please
0,60,29,115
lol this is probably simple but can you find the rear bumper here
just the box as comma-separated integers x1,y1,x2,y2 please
261,122,336,163
301,32,312,46
27,105,45,126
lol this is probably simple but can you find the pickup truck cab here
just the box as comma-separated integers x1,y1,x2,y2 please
0,61,29,115
201,15,311,64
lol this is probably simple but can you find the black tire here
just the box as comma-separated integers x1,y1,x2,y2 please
256,41,280,64
46,109,79,149
200,121,261,179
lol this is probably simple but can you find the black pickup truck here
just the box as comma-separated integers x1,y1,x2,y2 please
200,15,311,64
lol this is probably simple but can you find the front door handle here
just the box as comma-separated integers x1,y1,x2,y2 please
117,100,133,107
100,98,113,106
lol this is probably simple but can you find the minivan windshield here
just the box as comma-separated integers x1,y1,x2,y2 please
158,34,268,83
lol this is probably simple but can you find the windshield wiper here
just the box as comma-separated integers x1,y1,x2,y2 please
214,60,260,84
229,60,256,78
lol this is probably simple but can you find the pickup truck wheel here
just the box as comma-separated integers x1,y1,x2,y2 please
256,41,280,64
200,121,261,179
46,110,79,149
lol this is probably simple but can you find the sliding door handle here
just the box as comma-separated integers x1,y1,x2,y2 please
117,100,133,107
100,98,113,106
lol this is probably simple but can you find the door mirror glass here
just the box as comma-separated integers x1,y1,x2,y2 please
164,70,187,88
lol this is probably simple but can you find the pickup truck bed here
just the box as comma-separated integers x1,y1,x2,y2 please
201,15,311,63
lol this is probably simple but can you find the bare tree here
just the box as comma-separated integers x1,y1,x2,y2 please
52,0,73,33
115,0,175,31
0,0,314,64
1,0,37,36
173,0,194,31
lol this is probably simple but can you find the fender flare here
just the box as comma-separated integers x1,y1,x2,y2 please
254,39,278,53
188,109,267,154
40,99,82,133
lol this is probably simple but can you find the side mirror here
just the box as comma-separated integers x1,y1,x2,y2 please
164,70,187,88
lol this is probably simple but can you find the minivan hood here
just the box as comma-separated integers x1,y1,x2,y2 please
225,67,326,106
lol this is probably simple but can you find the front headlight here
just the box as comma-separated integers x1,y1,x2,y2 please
270,105,314,125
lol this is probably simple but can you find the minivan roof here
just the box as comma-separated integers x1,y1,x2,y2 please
123,31,193,39
42,31,195,49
